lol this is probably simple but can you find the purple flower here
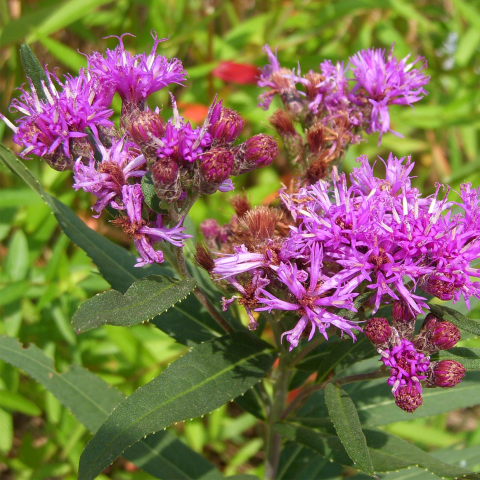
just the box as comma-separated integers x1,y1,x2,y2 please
379,338,430,396
349,46,430,144
3,68,114,161
87,33,187,105
212,244,271,279
73,138,146,217
255,245,360,350
257,45,299,111
120,184,191,267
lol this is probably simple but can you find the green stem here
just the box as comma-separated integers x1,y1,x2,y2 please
264,316,290,480
290,335,325,368
172,245,233,333
264,352,290,480
280,368,390,420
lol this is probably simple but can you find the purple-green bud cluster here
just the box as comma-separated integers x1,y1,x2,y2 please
364,309,465,413
124,99,278,201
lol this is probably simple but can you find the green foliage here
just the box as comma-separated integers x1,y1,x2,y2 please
72,275,197,333
325,383,375,476
78,331,276,480
19,43,49,101
0,335,225,480
275,422,477,478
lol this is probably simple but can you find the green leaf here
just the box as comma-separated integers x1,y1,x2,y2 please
0,144,225,346
78,331,276,480
141,172,166,214
275,423,475,478
371,445,480,480
72,275,196,333
0,391,42,416
5,229,29,282
316,336,376,382
234,385,267,420
26,0,115,43
0,335,224,480
277,441,341,480
19,43,49,101
325,384,375,476
296,372,480,428
428,304,480,336
432,347,480,370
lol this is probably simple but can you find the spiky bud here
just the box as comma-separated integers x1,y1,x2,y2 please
395,386,423,413
392,300,416,339
232,134,278,175
230,194,251,218
195,244,215,273
128,110,165,144
199,147,234,184
269,109,303,160
432,360,465,388
431,322,461,351
209,105,243,146
364,317,392,347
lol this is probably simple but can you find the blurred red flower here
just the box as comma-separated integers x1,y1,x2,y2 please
212,61,260,85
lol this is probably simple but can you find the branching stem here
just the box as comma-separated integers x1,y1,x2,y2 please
280,368,390,420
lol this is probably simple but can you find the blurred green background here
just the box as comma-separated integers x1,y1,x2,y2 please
1,0,480,478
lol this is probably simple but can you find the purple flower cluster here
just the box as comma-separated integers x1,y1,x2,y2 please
1,69,114,170
86,33,187,106
381,338,430,397
259,44,429,144
3,34,279,268
365,310,464,412
210,153,480,352
258,44,429,184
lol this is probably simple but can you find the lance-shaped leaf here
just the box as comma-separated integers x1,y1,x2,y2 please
275,422,477,478
277,441,342,480
78,331,277,480
325,383,375,476
432,347,480,370
72,275,196,333
0,144,225,345
0,335,224,480
19,43,49,101
429,304,480,336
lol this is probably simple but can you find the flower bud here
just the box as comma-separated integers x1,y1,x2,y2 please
151,157,181,202
432,360,465,388
392,300,416,339
209,106,243,146
419,274,456,301
414,314,460,353
364,317,392,347
199,148,234,184
232,134,278,175
128,110,165,144
395,385,423,413
431,321,461,350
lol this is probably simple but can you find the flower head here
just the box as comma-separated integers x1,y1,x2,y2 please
87,33,187,106
349,46,429,143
